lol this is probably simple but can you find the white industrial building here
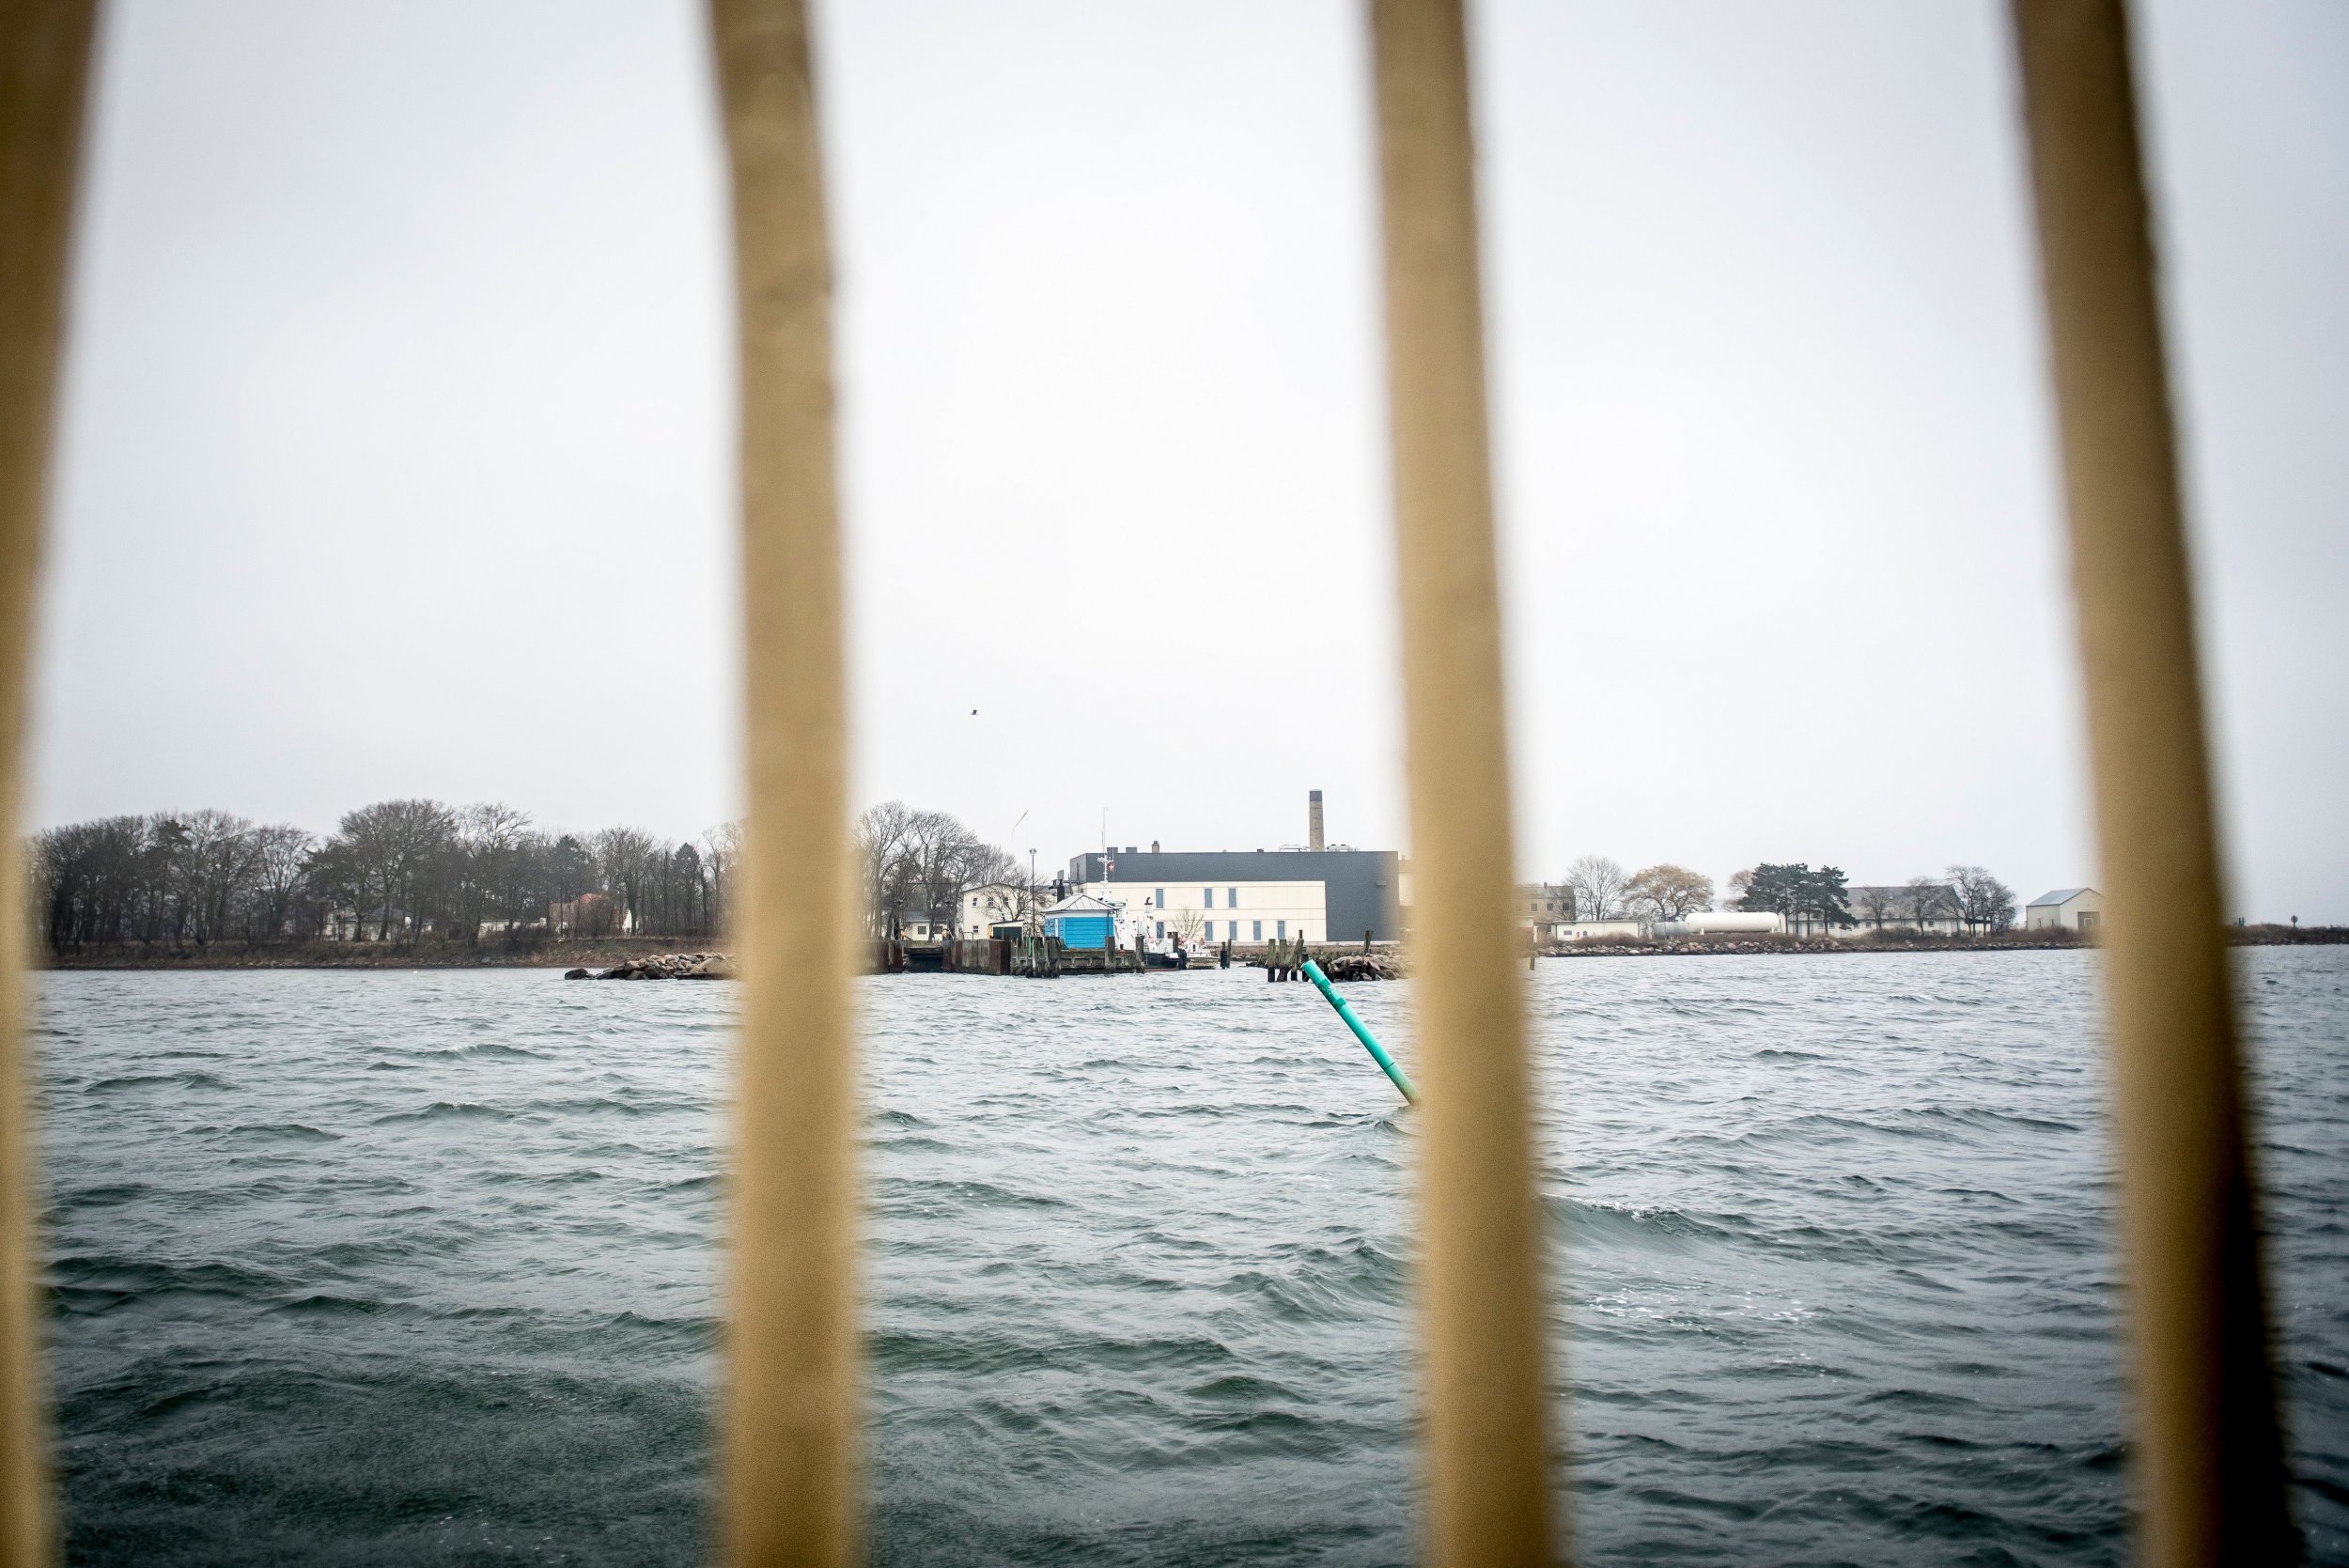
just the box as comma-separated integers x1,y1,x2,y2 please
1078,877,1330,946
1560,910,1786,940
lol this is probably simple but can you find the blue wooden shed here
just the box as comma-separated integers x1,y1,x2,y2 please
1041,893,1116,951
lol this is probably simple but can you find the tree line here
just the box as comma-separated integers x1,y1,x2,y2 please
31,796,1034,957
1558,855,2020,934
30,801,743,955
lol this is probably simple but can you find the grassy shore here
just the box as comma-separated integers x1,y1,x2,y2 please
39,936,716,970
1537,924,2343,959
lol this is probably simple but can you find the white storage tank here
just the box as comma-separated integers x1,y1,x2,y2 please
1682,911,1785,935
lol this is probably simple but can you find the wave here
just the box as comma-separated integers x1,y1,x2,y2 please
86,1070,231,1094
370,1101,511,1125
226,1123,340,1143
415,1042,547,1062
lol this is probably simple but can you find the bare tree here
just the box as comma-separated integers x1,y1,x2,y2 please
855,801,1017,937
1945,864,2017,935
249,824,317,940
1622,863,1714,921
1903,875,1954,927
702,820,743,938
1853,884,1901,928
1564,855,1629,922
332,800,458,940
592,826,662,932
172,810,264,951
856,801,918,935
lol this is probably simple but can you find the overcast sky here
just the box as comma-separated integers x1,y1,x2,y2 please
33,0,2347,920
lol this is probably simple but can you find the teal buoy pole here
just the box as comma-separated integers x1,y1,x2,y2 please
1302,959,1418,1105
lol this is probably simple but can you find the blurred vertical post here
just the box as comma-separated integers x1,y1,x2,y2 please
1367,2,1558,1563
708,2,861,1565
2007,3,2294,1562
0,4,98,1564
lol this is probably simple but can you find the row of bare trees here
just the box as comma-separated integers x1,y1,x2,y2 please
1561,854,2018,933
30,801,745,955
1561,857,1715,922
855,802,1019,938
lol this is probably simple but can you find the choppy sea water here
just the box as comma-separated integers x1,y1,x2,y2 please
34,948,2349,1565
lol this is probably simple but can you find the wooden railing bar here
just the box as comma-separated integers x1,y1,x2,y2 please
0,3,100,1563
708,2,863,1563
1367,2,1560,1563
2006,2,2295,1561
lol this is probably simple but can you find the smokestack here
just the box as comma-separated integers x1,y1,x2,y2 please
1309,789,1325,852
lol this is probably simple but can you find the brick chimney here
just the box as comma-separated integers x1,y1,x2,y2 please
1309,789,1325,851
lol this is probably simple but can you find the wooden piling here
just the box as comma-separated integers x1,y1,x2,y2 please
2008,2,2292,1560
1368,1,1558,1562
0,6,99,1563
708,2,862,1564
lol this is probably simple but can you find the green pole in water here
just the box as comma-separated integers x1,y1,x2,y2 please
1302,958,1418,1105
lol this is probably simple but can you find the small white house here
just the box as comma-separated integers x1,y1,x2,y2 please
957,882,1029,939
2025,887,2105,932
1520,882,1575,943
1566,919,1648,940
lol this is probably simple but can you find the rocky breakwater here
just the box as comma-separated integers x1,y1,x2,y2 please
565,953,735,981
1317,953,1401,982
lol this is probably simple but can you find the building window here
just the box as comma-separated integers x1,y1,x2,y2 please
1154,888,1164,908
1155,921,1165,939
1228,887,1238,906
1277,920,1286,940
1252,921,1262,941
1203,888,1214,908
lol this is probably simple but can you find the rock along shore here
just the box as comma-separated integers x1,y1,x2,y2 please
567,953,735,981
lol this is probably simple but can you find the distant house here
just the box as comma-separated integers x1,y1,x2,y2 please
958,882,1028,939
1841,884,1966,938
2025,887,2104,932
321,907,406,941
1566,918,1647,940
1519,883,1575,942
477,918,549,939
550,893,631,937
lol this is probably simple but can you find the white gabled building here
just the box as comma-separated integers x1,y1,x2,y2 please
2025,887,2105,932
957,882,1030,939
